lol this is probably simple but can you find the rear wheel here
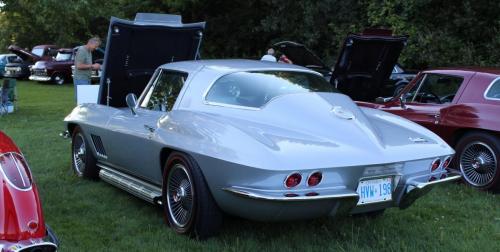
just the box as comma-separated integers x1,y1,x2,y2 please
162,152,222,239
53,73,65,85
456,131,500,192
71,126,99,179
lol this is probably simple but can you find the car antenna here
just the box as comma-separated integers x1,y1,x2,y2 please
106,78,112,106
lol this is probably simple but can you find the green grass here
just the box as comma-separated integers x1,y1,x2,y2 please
0,81,499,251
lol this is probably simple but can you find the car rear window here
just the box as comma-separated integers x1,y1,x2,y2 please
485,78,500,100
205,71,337,108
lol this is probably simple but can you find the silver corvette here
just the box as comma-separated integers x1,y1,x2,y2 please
64,14,461,239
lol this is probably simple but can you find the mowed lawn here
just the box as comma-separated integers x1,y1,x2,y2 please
0,80,499,251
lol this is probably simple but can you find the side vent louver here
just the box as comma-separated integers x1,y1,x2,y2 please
91,135,107,159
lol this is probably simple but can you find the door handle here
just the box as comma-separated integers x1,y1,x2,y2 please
144,124,156,133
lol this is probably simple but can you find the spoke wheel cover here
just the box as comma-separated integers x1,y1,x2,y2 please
166,163,194,228
72,133,86,176
460,141,498,187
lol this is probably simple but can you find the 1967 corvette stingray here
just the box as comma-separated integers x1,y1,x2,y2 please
64,13,461,239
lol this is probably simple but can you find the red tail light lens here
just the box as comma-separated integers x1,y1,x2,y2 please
0,153,33,190
307,171,322,187
442,157,452,169
285,173,302,188
431,158,441,172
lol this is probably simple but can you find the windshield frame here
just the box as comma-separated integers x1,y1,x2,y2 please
203,69,334,110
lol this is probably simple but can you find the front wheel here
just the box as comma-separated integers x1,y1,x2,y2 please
71,126,99,179
162,152,222,239
52,73,65,85
456,131,500,192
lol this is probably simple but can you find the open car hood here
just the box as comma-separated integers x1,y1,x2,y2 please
331,32,408,102
99,13,205,107
272,41,330,74
7,45,40,62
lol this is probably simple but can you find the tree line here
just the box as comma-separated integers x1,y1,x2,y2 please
0,0,498,69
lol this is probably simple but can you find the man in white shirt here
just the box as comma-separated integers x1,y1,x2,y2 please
261,48,277,62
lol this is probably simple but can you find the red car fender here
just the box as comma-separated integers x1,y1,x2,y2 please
0,132,47,242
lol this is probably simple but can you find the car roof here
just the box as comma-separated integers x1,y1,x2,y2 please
426,67,500,76
159,59,317,74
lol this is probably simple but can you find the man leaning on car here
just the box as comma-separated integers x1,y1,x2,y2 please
74,37,101,100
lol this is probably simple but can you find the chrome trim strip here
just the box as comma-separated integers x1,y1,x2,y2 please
0,152,33,192
222,186,358,201
483,76,500,101
28,75,52,81
409,172,461,189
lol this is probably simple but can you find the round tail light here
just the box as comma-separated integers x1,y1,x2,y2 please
307,171,322,187
431,158,441,172
284,173,302,188
442,157,452,169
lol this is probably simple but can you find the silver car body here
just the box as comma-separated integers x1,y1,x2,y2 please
65,59,460,221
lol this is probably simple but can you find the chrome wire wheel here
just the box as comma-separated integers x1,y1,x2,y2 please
460,141,498,187
166,163,194,228
72,133,86,176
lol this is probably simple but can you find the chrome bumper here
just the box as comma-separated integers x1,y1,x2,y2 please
0,225,58,251
29,75,51,81
223,170,462,217
399,170,461,209
223,186,359,202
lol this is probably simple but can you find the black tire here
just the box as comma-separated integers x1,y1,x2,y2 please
455,131,500,192
352,209,385,218
71,126,99,179
52,73,65,85
162,152,222,239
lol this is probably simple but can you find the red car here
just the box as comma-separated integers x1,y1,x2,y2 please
0,131,58,251
358,68,500,191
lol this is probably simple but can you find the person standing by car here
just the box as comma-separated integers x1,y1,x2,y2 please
260,48,277,62
74,37,101,100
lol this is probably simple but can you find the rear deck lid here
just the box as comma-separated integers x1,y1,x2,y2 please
99,13,205,107
331,31,408,101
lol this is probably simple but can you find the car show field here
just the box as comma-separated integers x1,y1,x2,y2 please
0,81,498,251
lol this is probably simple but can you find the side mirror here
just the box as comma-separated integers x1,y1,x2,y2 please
125,93,138,115
399,96,407,110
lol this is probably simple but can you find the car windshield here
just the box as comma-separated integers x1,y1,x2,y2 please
31,48,44,57
206,71,337,108
7,56,19,63
55,52,72,61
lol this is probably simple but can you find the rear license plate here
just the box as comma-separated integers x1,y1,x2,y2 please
356,177,392,205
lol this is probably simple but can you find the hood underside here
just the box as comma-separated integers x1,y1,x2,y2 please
331,33,408,102
272,41,330,74
98,13,206,107
8,45,39,62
